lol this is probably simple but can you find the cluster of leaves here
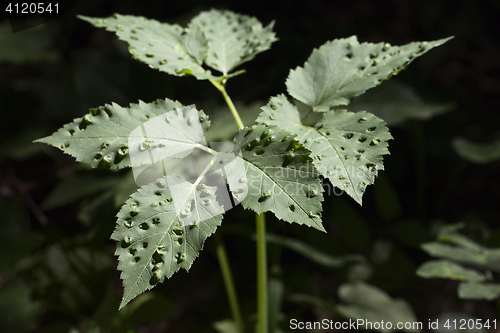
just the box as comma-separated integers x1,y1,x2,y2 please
417,223,500,300
36,9,450,311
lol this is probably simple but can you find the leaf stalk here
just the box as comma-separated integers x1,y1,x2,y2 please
256,212,268,333
210,80,245,130
215,235,245,333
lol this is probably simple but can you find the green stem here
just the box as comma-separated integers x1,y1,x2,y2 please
256,213,268,333
215,235,245,333
211,80,268,333
210,80,245,130
210,78,247,333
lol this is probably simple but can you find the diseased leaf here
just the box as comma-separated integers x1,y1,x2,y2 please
266,233,364,268
35,99,210,170
190,9,277,75
79,14,217,80
183,24,208,65
458,282,500,301
416,260,485,282
113,179,223,309
257,95,392,204
286,36,451,110
452,136,500,164
233,124,325,231
337,282,420,333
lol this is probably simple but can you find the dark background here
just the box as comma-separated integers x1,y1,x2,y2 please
1,0,499,332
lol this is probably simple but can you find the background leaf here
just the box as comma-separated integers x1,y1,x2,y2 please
266,233,364,268
416,260,486,282
458,282,500,301
41,170,125,210
337,282,420,333
452,136,500,164
0,281,41,333
348,80,454,126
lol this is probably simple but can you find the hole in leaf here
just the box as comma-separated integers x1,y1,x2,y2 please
344,133,354,139
149,271,161,285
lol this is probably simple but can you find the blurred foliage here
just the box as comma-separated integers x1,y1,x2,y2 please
417,223,500,301
1,0,500,332
452,136,500,164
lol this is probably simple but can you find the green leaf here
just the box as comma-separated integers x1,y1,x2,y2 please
233,125,325,231
183,24,208,65
0,21,59,63
286,36,451,110
337,282,420,333
79,14,217,80
41,171,124,210
452,136,500,164
422,225,500,272
421,242,487,266
437,223,483,252
416,260,486,282
268,266,284,333
348,80,454,126
213,320,239,333
113,179,223,309
189,9,277,75
35,99,210,170
458,282,500,301
287,293,337,315
257,94,392,204
0,281,41,333
266,233,364,268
